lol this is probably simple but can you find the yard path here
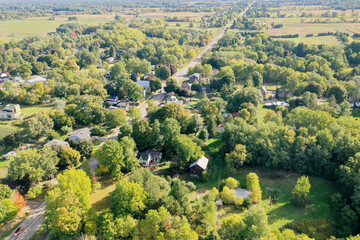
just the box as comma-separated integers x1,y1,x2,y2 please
172,2,254,83
5,201,46,240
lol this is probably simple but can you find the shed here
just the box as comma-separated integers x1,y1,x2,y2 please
190,156,209,176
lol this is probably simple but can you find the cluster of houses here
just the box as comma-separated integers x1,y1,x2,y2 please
0,72,47,85
0,104,22,120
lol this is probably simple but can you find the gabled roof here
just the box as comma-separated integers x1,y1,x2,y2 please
45,139,69,148
190,156,209,170
139,150,162,161
26,76,47,84
69,128,91,140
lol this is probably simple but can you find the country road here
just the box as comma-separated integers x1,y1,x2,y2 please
172,2,253,82
5,201,46,240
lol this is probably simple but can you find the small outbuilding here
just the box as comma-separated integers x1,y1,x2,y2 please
189,156,209,177
235,188,252,199
216,200,223,208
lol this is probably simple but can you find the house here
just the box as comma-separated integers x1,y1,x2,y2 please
0,104,22,120
181,82,192,90
260,87,267,98
45,139,70,149
350,99,360,108
106,57,114,63
117,101,130,111
108,106,119,111
167,95,183,105
277,90,293,99
189,156,209,177
68,128,91,143
0,73,10,83
138,150,163,167
25,76,47,85
189,73,201,83
106,95,119,104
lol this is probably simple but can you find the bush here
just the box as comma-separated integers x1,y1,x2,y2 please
27,186,43,199
0,184,13,200
47,130,60,140
91,126,106,137
202,171,209,182
186,182,196,191
235,196,244,209
60,126,72,134
223,177,240,189
243,197,253,208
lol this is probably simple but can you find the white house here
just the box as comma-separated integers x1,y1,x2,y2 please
139,150,162,166
26,76,47,85
0,104,22,120
45,139,70,149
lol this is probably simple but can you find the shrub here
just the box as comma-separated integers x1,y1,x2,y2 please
47,130,60,140
243,197,253,208
202,171,209,182
0,184,13,200
292,176,311,208
221,186,236,204
235,197,244,209
60,126,72,134
91,126,106,137
223,177,240,189
286,219,336,239
27,186,43,199
186,182,196,191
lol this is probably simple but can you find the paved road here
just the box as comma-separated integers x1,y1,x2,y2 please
172,3,253,83
6,201,46,240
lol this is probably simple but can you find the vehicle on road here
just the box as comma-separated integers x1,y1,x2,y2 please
14,227,24,237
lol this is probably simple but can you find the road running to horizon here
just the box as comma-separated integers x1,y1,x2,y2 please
4,3,254,240
172,2,253,82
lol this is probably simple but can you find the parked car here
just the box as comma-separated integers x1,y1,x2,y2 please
14,227,24,236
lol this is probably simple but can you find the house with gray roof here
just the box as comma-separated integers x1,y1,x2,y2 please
190,156,209,176
45,139,70,149
138,150,162,166
68,128,91,143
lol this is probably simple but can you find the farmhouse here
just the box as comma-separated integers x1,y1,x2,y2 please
106,95,119,104
138,150,162,167
68,128,91,143
190,156,209,177
45,139,70,149
265,101,289,108
0,104,22,120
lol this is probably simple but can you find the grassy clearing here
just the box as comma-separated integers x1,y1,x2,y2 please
0,124,19,141
91,178,117,214
192,136,339,238
20,104,53,117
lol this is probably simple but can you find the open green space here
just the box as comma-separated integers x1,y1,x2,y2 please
20,104,53,117
193,137,339,238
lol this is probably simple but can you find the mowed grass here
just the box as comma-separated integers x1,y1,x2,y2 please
91,178,117,214
0,14,120,40
21,104,53,117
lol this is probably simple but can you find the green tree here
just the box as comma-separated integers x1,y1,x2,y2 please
241,206,269,239
118,124,133,139
95,140,125,179
111,179,147,217
150,78,162,92
106,109,127,129
225,144,247,170
0,199,18,223
223,177,240,189
292,176,311,207
198,128,209,142
246,173,262,204
119,136,139,171
221,186,236,204
58,147,81,168
207,116,217,137
155,65,171,80
71,140,93,158
164,78,179,93
23,112,54,138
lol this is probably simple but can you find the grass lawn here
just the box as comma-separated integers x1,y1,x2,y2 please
91,178,117,214
20,104,53,117
0,124,19,141
192,136,339,239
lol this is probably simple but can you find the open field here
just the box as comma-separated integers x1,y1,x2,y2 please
0,14,121,41
268,6,360,18
193,137,339,238
21,104,53,117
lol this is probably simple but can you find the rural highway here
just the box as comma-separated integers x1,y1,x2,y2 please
5,201,46,240
172,2,253,82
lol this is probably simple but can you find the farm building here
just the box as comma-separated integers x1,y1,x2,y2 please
190,156,209,177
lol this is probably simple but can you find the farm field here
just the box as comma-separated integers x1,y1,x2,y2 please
0,14,121,41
